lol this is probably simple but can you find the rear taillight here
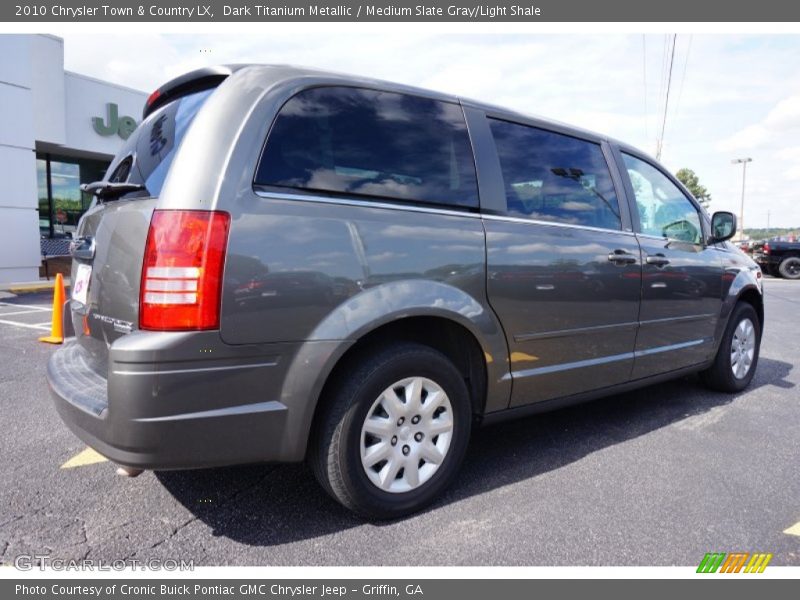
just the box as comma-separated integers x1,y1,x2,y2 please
140,210,230,331
763,243,770,254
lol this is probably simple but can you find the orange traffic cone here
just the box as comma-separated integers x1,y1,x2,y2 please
39,273,66,344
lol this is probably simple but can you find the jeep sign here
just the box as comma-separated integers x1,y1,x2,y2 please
92,103,137,140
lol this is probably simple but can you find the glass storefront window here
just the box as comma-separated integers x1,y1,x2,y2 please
50,160,80,236
36,154,109,238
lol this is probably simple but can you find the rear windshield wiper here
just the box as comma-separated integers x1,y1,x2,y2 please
80,181,146,200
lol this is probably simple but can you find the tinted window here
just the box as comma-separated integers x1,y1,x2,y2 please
135,89,214,195
106,88,214,197
255,87,478,208
489,119,621,230
622,153,702,244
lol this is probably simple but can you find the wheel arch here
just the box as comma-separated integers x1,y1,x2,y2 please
320,314,488,413
737,286,764,332
276,281,512,462
299,314,498,462
713,262,764,356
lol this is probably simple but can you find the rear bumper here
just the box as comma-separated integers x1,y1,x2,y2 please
47,333,298,470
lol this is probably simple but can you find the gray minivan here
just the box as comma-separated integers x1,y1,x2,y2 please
48,65,763,518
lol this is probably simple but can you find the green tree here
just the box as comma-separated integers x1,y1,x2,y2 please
675,168,711,209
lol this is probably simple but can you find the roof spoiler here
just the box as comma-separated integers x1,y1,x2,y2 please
143,65,240,119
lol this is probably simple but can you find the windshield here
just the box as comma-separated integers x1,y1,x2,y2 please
105,88,214,197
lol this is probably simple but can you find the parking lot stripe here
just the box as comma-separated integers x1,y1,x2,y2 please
0,302,52,311
784,521,800,536
60,447,108,469
0,319,51,331
0,309,44,316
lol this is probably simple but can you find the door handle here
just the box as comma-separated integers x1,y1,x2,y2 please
646,254,670,267
607,249,637,265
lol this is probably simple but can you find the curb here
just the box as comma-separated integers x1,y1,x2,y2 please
0,280,71,295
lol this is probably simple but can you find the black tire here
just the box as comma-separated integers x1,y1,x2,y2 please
778,257,800,280
700,302,761,393
764,264,780,278
309,342,472,519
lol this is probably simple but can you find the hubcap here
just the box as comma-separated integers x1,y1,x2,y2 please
360,377,454,494
730,317,756,380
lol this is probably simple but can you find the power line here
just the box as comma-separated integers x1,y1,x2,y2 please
642,34,648,141
655,34,669,155
674,34,693,119
660,34,670,104
656,34,677,161
658,36,666,102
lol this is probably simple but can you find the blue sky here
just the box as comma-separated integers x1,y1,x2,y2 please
62,33,800,228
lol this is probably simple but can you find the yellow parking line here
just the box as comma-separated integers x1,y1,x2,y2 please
60,447,108,469
784,522,800,537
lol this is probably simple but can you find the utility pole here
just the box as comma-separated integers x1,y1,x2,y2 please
731,157,752,240
767,210,770,230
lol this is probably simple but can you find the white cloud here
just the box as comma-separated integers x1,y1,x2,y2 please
718,94,800,153
775,146,800,181
785,165,800,181
716,124,770,153
61,34,181,91
764,95,800,129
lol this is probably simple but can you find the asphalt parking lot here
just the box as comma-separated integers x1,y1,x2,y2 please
0,279,798,567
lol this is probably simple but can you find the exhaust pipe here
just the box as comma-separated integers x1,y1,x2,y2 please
115,465,144,478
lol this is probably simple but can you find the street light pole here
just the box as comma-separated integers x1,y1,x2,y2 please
732,157,752,240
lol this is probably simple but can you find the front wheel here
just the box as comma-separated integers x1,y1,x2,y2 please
700,303,761,392
310,343,472,519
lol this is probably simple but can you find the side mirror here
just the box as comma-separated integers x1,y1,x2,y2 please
710,211,737,243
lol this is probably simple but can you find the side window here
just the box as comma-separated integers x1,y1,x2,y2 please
622,153,702,244
489,119,622,230
254,86,478,208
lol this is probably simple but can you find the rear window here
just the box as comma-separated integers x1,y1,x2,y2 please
254,86,479,209
107,88,214,196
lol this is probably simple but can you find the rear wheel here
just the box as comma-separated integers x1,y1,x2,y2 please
778,257,800,280
700,302,760,392
310,343,471,519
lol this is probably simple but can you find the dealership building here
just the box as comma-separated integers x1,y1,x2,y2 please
0,34,148,284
